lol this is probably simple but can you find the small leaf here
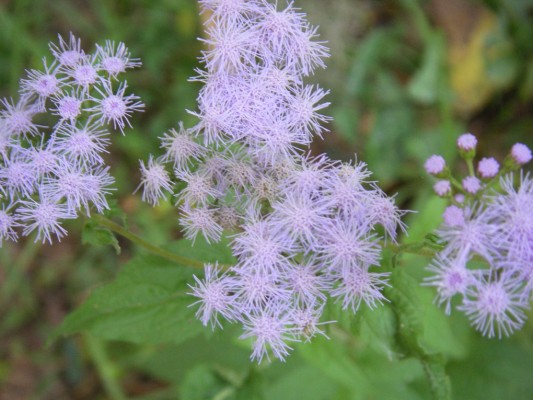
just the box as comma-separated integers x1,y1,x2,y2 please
82,219,121,254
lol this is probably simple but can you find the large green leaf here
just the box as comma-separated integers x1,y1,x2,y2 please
449,334,533,400
52,237,236,345
264,362,339,400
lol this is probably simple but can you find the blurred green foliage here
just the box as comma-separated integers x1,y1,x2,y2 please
1,0,533,399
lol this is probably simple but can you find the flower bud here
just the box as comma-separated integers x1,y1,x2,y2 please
424,155,447,177
477,157,499,179
433,180,451,197
457,133,477,159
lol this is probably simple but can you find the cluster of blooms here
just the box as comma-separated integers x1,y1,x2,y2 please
0,33,143,246
424,133,533,338
139,0,405,362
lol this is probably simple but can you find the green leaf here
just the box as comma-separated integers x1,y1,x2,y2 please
333,29,389,143
386,268,453,400
356,305,397,359
387,268,425,350
408,32,445,105
120,328,251,386
366,102,414,183
102,198,128,226
404,193,447,244
179,364,230,400
82,218,121,254
51,237,236,345
298,335,368,394
264,363,338,400
421,355,452,400
448,336,533,400
299,334,427,400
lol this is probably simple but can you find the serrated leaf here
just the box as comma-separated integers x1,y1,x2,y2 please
387,268,453,400
51,237,236,345
387,268,425,349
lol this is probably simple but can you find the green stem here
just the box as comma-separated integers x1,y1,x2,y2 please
93,214,205,270
386,242,438,258
85,334,128,400
449,176,466,194
465,158,475,177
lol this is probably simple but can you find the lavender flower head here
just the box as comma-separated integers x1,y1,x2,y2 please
424,135,532,338
0,33,143,246
139,0,406,362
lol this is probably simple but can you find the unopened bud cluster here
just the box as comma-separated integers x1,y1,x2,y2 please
139,0,405,362
424,133,533,338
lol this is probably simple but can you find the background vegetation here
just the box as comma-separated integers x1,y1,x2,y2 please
1,0,532,399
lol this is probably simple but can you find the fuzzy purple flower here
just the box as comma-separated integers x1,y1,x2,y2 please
136,156,173,206
0,33,142,245
425,134,533,338
141,0,403,362
459,274,528,338
188,263,238,329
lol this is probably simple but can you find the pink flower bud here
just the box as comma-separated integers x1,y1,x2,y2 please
425,155,446,175
457,133,477,151
433,180,451,196
442,205,465,227
511,143,532,165
462,176,481,194
477,157,499,178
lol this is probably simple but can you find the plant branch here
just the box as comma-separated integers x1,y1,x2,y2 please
386,242,439,258
93,214,206,270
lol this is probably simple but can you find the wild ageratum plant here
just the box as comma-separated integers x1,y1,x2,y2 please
424,133,533,338
3,2,533,388
0,33,143,245
139,0,406,362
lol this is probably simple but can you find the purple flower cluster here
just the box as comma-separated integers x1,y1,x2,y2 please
425,133,533,338
139,0,405,362
0,34,143,245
